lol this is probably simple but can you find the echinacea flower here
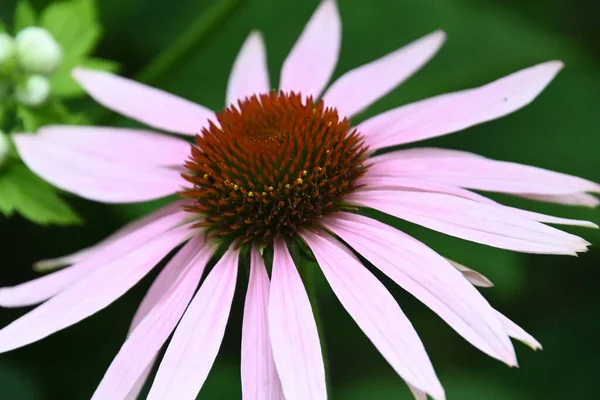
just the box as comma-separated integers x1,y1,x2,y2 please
3,0,598,399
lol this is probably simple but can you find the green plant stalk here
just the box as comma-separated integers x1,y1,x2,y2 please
135,0,245,85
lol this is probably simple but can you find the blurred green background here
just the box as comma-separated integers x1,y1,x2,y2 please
1,0,600,398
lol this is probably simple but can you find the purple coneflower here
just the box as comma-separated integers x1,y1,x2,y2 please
2,0,598,399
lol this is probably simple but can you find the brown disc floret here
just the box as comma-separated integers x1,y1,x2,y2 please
181,91,369,244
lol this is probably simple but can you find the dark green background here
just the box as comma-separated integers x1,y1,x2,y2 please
1,0,599,398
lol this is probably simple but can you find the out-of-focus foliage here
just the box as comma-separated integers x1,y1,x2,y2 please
0,0,116,225
0,0,599,399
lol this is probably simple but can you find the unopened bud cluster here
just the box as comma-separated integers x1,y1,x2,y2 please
0,27,62,107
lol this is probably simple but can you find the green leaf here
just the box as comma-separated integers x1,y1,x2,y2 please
40,0,100,59
51,57,119,98
13,0,37,33
81,57,120,72
40,0,103,98
0,20,7,33
0,161,82,225
16,100,82,132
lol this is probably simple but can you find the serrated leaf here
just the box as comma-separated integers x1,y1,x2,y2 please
14,0,37,33
0,161,82,225
52,57,119,98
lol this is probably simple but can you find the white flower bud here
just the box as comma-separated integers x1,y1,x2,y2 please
16,75,51,107
15,27,62,75
0,131,10,168
0,33,16,68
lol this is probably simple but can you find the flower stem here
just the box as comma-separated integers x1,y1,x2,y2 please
135,0,245,85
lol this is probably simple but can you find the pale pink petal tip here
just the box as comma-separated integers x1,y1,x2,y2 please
359,60,567,150
303,230,445,399
279,0,341,98
497,312,543,351
72,67,214,136
324,213,517,367
409,385,429,400
447,259,494,288
322,29,446,118
226,30,270,106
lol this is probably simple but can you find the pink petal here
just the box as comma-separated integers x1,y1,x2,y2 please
348,190,589,254
448,263,543,351
37,125,191,167
227,31,271,106
72,68,214,136
358,175,598,229
357,61,563,149
323,30,446,118
92,236,214,400
323,213,516,366
496,311,542,351
301,230,444,399
279,0,341,98
368,151,600,196
14,133,184,203
446,259,494,288
241,246,285,400
269,240,326,400
123,227,201,400
0,225,193,354
409,385,428,400
147,248,239,400
0,202,189,308
520,193,600,208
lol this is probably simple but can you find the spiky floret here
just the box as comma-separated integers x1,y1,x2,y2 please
181,91,369,244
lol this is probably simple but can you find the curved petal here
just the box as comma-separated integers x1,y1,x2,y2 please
92,236,214,400
269,240,326,400
123,227,200,400
323,213,516,366
37,126,191,167
73,68,214,136
496,312,542,351
241,246,285,400
368,151,600,196
279,0,341,98
357,175,598,229
323,30,446,118
450,263,542,351
358,61,563,149
302,230,444,399
446,259,494,288
520,193,600,208
0,202,190,308
33,200,193,272
14,133,184,203
347,190,590,254
227,31,271,106
409,385,428,400
0,225,193,354
147,248,239,400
